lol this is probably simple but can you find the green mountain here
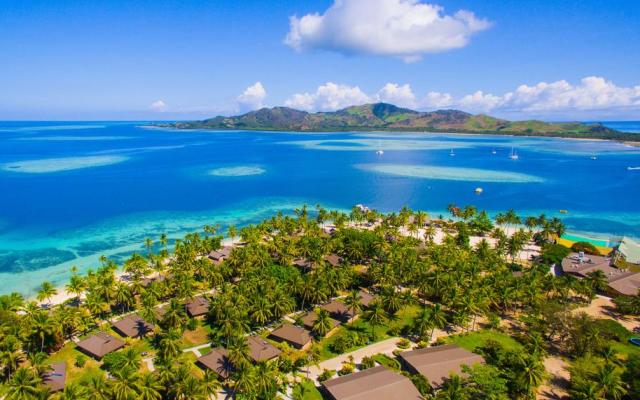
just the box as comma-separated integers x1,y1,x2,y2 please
169,103,636,141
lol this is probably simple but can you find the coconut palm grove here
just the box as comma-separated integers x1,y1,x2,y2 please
0,205,638,399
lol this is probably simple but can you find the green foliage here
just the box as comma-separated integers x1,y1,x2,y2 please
291,379,323,400
359,356,375,370
75,354,87,368
540,243,571,265
317,369,335,382
571,241,599,255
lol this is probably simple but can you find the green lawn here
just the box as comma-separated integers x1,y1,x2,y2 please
291,379,323,400
180,322,213,348
317,304,420,360
446,329,523,353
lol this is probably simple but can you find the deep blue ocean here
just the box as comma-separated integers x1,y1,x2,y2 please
1,121,639,295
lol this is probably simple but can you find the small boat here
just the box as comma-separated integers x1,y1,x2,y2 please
450,149,455,156
509,147,519,160
559,209,569,214
629,337,640,347
628,166,640,171
590,156,597,160
475,187,483,194
376,150,384,156
491,149,497,155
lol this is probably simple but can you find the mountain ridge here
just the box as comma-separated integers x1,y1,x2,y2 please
168,103,636,141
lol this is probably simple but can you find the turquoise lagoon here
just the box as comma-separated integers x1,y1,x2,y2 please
1,121,640,295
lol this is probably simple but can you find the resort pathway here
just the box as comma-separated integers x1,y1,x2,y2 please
183,343,211,358
574,295,640,332
537,356,569,400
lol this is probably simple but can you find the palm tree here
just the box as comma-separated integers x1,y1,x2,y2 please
312,308,334,337
52,382,84,400
65,274,86,303
83,371,111,399
344,289,362,325
36,281,57,305
516,355,546,397
110,368,140,400
200,370,222,399
594,363,626,400
137,372,164,400
5,368,42,400
363,301,387,340
437,374,466,400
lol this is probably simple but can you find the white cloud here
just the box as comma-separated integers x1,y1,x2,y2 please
422,91,454,109
237,82,267,111
285,0,491,62
281,77,640,119
375,83,416,108
149,100,168,112
285,82,371,111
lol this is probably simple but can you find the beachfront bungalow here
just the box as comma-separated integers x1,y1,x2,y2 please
325,254,343,267
320,300,356,323
562,253,640,296
185,296,210,318
300,311,340,336
268,323,312,350
321,365,422,400
196,348,233,379
358,289,376,307
293,257,313,271
42,362,66,393
112,314,155,338
76,332,125,360
140,274,166,287
616,237,640,265
397,344,484,387
208,246,232,264
246,336,281,363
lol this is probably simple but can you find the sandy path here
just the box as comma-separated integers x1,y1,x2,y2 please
537,356,570,400
574,295,640,332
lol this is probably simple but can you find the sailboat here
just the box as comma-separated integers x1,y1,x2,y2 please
450,149,455,156
509,147,519,160
375,139,384,155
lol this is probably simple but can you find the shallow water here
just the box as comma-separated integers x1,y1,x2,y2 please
1,121,640,295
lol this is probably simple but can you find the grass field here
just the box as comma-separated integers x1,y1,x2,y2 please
291,379,323,400
446,329,523,353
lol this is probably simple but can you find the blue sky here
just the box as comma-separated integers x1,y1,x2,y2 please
0,0,638,120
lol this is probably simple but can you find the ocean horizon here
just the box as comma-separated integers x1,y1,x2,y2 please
1,120,640,296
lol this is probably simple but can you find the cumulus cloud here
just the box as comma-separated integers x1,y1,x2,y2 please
284,82,371,111
282,77,640,118
149,100,168,112
375,83,417,108
285,0,491,62
237,82,267,111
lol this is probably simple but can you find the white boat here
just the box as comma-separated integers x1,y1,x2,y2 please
491,149,497,155
475,187,483,194
450,149,455,156
590,156,597,160
509,147,519,160
628,166,640,171
376,150,384,156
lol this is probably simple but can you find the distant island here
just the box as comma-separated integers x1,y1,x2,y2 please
167,102,638,142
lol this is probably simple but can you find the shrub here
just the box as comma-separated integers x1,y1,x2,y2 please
392,349,403,357
338,363,355,376
318,369,335,382
397,338,411,349
591,318,633,342
75,354,87,368
407,372,431,396
360,356,375,370
540,243,571,265
415,340,429,349
571,241,599,255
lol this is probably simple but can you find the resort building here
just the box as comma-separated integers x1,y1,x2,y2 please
42,362,66,393
320,300,356,323
300,311,340,335
358,289,376,307
196,348,233,379
321,365,422,400
293,258,313,271
112,314,155,338
324,254,343,267
562,253,640,296
185,296,210,317
246,336,281,363
268,323,312,350
140,274,166,287
397,344,484,387
617,237,640,265
208,246,232,264
76,332,125,359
